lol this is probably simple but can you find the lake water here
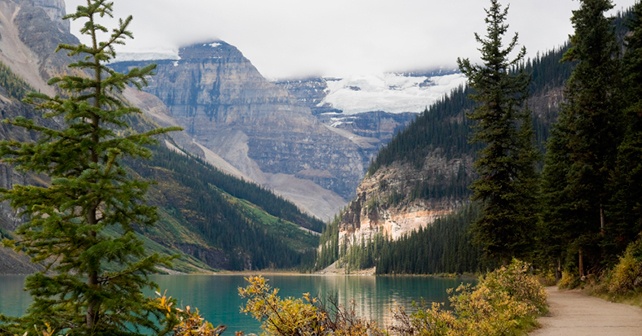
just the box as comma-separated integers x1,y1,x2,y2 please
0,274,469,333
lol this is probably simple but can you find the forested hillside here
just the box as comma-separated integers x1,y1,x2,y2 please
127,145,322,270
317,5,635,275
315,45,572,273
316,204,485,274
367,47,573,178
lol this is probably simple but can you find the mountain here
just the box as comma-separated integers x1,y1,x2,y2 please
274,77,419,154
110,46,469,221
315,45,573,272
110,43,367,220
319,8,636,275
0,0,324,273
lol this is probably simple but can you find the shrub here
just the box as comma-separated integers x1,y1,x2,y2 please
238,276,386,335
391,259,547,336
607,238,642,295
154,290,226,336
558,270,580,289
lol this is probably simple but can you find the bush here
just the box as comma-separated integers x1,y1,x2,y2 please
154,291,226,336
558,270,580,289
391,259,547,336
238,276,386,335
607,238,642,295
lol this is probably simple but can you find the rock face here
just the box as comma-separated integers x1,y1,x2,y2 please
28,0,68,31
15,0,74,65
337,154,473,245
111,44,424,220
0,0,77,91
276,78,418,154
112,42,380,220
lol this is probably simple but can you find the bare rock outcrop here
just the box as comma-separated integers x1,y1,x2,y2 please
111,42,377,220
337,153,473,245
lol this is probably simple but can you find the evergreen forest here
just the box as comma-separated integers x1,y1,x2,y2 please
318,2,642,285
128,144,322,270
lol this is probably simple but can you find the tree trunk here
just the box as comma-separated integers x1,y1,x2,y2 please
87,269,98,329
579,248,585,279
600,206,605,235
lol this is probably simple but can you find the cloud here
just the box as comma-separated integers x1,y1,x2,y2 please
65,0,637,79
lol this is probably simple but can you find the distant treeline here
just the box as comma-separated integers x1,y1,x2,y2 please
0,61,33,100
316,204,488,274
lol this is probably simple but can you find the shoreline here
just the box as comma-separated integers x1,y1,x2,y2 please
159,268,477,280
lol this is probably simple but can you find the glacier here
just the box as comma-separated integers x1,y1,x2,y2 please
319,72,467,115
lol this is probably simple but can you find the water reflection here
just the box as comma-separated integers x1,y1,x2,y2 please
248,275,462,329
0,274,467,333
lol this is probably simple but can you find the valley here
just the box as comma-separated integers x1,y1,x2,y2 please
2,0,642,335
0,0,467,274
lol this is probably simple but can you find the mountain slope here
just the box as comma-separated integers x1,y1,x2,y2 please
127,145,322,270
110,43,370,220
0,0,323,273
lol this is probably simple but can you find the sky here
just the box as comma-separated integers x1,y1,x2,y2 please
64,0,638,79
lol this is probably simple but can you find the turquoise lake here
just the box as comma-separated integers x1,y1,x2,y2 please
0,274,469,333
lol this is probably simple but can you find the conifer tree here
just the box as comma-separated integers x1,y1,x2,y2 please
457,0,539,264
608,1,642,256
540,0,621,276
0,0,179,334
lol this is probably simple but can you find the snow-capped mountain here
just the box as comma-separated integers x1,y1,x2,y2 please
110,41,467,221
276,70,466,153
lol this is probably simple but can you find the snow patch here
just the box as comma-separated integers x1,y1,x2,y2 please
209,42,221,48
114,50,180,62
319,73,467,115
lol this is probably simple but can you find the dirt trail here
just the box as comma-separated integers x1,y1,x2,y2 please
530,286,642,336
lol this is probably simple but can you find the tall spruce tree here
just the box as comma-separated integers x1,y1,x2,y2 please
0,1,179,334
540,0,621,276
457,0,539,264
608,1,642,255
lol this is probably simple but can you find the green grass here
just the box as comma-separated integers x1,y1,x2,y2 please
226,194,320,251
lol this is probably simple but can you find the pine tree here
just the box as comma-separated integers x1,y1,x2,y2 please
540,0,622,276
608,1,642,256
0,1,179,334
457,0,539,264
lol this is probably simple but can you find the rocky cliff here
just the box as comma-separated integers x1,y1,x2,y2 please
111,42,380,220
336,154,472,247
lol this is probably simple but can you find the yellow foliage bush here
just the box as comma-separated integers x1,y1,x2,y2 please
391,259,547,336
154,290,226,336
238,276,386,335
607,238,642,295
558,270,580,289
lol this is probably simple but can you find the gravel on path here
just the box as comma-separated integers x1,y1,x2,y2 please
530,286,642,336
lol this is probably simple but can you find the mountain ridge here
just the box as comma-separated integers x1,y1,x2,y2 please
0,0,324,273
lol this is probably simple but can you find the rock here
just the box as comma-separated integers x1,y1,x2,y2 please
13,0,78,79
337,153,473,245
111,42,378,219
